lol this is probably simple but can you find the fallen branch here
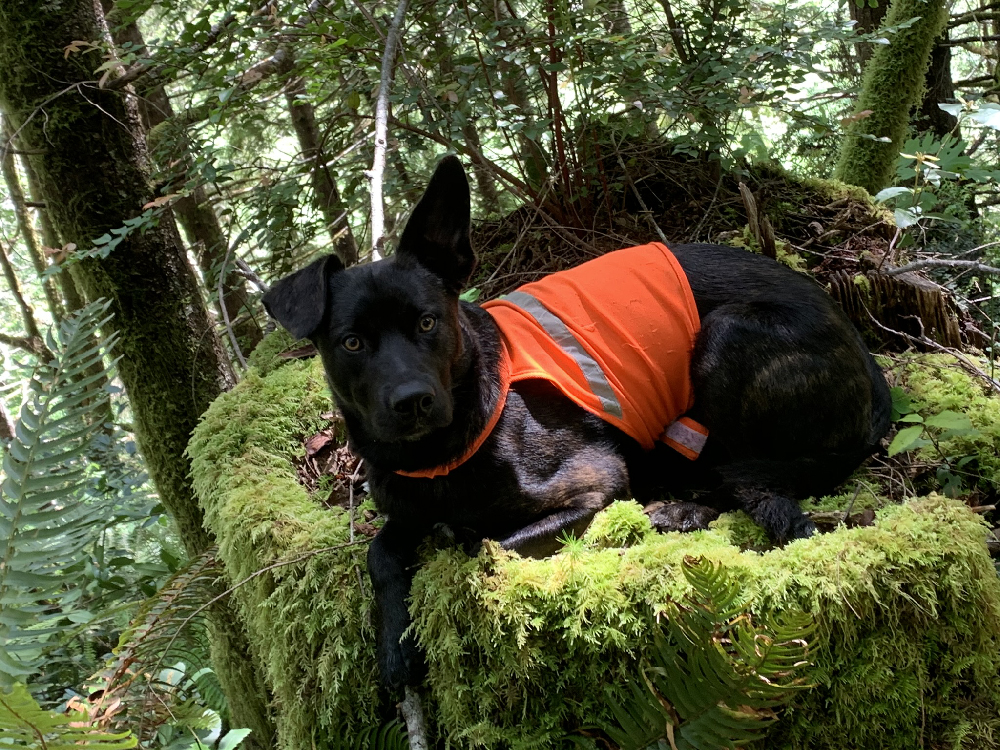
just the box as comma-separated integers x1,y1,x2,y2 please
885,258,1000,277
866,310,1000,394
366,0,409,262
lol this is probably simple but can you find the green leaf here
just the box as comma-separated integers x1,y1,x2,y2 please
923,410,973,432
898,413,923,423
888,425,926,456
217,728,253,750
0,684,136,750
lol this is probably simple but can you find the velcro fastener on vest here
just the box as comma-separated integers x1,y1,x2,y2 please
660,417,709,460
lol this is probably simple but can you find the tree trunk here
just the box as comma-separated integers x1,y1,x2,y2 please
916,36,959,138
1,116,63,322
849,0,890,71
282,54,359,265
101,5,262,352
834,0,948,194
0,3,274,747
17,148,87,313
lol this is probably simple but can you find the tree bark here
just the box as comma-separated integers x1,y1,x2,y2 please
282,53,359,265
834,0,948,194
0,3,274,747
0,236,41,340
102,5,262,352
916,36,959,138
17,148,87,313
849,0,890,71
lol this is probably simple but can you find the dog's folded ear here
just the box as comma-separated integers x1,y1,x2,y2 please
262,254,344,339
397,155,476,293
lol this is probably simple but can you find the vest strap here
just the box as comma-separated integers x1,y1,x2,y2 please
660,416,709,460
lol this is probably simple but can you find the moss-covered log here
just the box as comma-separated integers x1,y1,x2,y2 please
190,343,1000,749
0,2,273,745
834,0,948,195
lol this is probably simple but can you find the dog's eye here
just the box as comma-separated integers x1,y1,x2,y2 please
342,335,362,352
419,315,436,333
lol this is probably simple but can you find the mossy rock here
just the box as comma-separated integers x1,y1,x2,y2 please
189,345,1000,749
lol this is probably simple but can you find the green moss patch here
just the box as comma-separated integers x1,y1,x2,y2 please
190,355,1000,749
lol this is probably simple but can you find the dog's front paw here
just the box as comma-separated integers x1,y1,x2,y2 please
647,501,721,533
789,514,817,540
378,631,425,691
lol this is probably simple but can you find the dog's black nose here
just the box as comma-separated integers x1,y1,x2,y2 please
391,384,435,417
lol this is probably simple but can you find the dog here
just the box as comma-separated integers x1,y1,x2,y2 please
262,155,891,690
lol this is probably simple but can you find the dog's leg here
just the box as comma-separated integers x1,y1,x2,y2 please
730,486,816,543
368,519,429,689
498,503,601,558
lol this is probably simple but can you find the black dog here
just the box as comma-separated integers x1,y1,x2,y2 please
263,156,891,690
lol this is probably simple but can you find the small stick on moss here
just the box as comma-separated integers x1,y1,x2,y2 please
865,309,1000,394
885,258,1000,277
841,484,862,526
400,687,429,750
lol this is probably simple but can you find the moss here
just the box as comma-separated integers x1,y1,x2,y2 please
834,0,949,194
191,356,1000,749
898,353,1000,492
246,329,305,376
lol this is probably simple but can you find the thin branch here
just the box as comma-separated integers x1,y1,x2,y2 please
0,241,41,340
400,688,429,750
0,332,51,359
884,258,1000,276
105,12,239,91
233,257,270,293
866,311,1000,394
942,33,1000,44
610,133,668,244
218,244,248,371
366,0,410,262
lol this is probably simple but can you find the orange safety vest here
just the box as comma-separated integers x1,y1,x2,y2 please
397,242,708,479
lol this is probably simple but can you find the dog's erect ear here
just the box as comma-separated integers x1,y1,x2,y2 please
397,155,476,293
261,254,344,339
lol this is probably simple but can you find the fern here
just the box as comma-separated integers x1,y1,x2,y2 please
0,683,135,750
333,719,410,750
88,550,225,744
0,300,118,687
606,557,814,750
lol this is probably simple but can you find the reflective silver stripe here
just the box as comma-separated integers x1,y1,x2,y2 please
663,419,708,455
505,291,623,418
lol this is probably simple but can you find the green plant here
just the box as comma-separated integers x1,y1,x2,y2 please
888,385,981,497
0,683,135,750
604,557,813,750
0,299,118,688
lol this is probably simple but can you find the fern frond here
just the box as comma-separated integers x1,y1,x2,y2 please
0,300,118,686
606,557,814,750
85,550,223,744
0,684,136,750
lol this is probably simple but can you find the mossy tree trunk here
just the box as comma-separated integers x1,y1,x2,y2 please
834,0,948,195
0,2,274,747
100,4,263,353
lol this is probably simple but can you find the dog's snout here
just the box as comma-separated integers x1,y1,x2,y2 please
391,384,436,417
